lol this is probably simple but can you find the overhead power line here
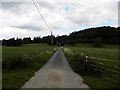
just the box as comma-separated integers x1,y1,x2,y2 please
32,0,53,45
32,0,52,32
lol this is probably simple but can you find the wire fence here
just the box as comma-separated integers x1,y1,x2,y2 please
86,56,120,83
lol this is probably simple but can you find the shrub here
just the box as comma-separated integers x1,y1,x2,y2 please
3,56,32,69
2,54,39,70
64,49,102,75
2,50,55,70
65,51,87,74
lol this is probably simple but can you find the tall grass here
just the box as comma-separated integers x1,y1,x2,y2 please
63,47,119,89
65,43,118,61
2,44,57,88
63,48,101,75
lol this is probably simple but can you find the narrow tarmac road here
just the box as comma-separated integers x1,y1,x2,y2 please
22,48,90,88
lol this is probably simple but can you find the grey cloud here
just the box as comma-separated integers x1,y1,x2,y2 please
119,1,120,26
38,2,55,10
1,2,55,11
0,1,118,40
1,2,34,15
2,2,23,9
11,25,43,31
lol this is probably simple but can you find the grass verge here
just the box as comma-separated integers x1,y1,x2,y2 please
2,44,57,89
63,44,119,89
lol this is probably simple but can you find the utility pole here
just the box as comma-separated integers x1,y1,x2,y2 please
51,31,53,45
32,0,54,45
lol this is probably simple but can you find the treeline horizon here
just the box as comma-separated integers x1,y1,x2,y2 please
1,26,119,46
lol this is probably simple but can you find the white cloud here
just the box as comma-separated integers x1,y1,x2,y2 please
0,0,118,40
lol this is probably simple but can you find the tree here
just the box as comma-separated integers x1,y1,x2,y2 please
33,37,42,43
22,37,31,44
3,38,22,46
93,37,102,48
16,38,22,46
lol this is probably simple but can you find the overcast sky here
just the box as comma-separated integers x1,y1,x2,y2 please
0,0,119,40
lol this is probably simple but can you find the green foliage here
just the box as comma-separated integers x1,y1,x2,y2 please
22,37,31,44
3,54,40,70
2,26,119,46
63,44,119,89
66,52,83,72
68,26,119,44
65,51,101,76
64,49,89,75
2,38,22,46
2,44,57,88
65,44,118,61
82,75,120,89
93,37,102,47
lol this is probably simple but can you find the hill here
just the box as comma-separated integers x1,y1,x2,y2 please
57,26,119,44
2,26,119,46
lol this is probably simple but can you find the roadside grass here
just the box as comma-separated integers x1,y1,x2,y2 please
63,43,119,89
2,43,119,89
66,43,118,49
2,44,57,89
2,43,56,59
3,68,37,88
82,75,120,90
65,43,118,61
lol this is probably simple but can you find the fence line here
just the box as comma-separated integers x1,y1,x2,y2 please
89,64,120,82
89,63,119,74
89,56,120,62
87,56,120,83
94,62,119,69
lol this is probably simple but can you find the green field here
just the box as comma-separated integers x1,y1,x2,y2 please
65,43,118,61
2,43,119,89
64,43,119,89
2,44,57,88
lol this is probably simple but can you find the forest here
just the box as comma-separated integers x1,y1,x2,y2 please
2,26,119,46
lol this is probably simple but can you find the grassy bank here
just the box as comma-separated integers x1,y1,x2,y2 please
63,43,119,89
2,43,119,89
2,44,57,89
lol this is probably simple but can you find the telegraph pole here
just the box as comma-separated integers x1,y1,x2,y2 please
32,0,54,45
51,31,53,45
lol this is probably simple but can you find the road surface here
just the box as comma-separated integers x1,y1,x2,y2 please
22,48,90,88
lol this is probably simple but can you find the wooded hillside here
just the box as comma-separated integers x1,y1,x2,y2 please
2,26,119,46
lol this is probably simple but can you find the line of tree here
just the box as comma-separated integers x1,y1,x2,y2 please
2,26,119,46
56,26,119,45
68,26,119,44
2,38,22,46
